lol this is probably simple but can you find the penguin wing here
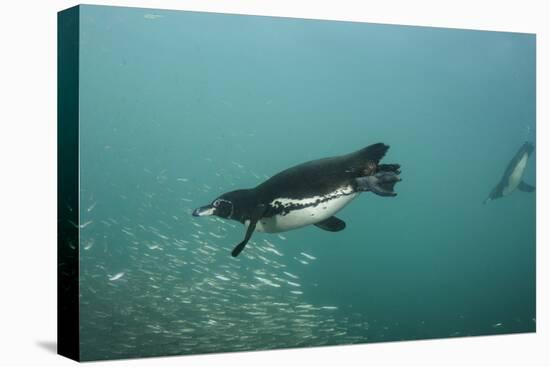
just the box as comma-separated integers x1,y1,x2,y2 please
231,204,266,257
518,181,535,192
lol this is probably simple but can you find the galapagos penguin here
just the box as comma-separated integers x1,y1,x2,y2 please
484,141,535,204
193,143,401,257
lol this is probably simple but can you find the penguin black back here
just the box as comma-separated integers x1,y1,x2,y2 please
255,143,391,201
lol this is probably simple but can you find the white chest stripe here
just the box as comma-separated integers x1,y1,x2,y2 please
252,185,358,233
269,185,355,209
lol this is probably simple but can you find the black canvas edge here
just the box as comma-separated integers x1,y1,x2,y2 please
57,5,80,362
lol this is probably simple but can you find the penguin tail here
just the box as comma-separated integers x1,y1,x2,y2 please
354,143,389,164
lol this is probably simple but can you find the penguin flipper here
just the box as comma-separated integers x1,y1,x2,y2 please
231,223,256,257
314,216,346,232
518,181,535,193
231,204,266,257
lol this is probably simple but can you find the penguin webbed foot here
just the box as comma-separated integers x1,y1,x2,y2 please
314,216,346,232
356,171,401,197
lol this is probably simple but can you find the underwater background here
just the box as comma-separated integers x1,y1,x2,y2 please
76,5,535,361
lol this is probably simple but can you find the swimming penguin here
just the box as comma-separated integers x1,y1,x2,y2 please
484,141,535,204
192,143,401,257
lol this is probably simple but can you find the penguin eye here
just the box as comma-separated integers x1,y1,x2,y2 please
213,199,233,218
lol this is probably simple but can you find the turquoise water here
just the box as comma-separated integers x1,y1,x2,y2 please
76,5,536,361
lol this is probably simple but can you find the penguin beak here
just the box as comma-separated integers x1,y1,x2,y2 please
192,205,215,217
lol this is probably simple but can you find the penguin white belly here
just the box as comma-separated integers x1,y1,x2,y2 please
503,153,528,196
253,186,359,233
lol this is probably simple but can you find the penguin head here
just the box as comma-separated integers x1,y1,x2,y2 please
192,197,234,219
192,190,251,220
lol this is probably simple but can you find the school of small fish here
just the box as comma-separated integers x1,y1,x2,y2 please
73,162,524,361
75,166,372,361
